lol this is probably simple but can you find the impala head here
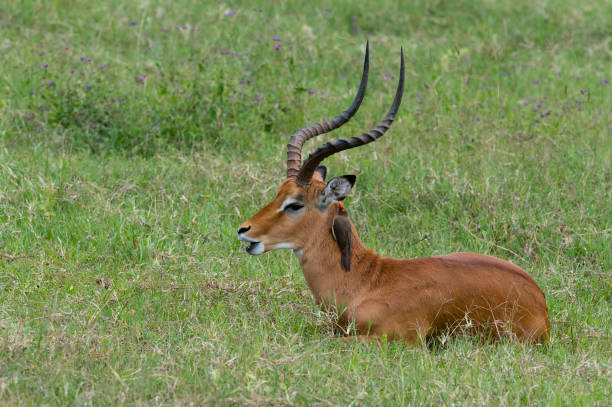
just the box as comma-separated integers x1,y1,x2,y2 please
238,42,405,264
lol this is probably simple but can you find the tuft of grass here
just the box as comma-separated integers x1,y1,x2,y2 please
1,0,611,405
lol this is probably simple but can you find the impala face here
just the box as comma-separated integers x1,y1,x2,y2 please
237,169,355,255
236,41,404,262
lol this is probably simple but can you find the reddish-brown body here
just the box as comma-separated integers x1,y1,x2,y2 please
238,44,550,344
239,176,550,344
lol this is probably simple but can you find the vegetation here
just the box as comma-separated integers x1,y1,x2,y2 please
0,0,610,405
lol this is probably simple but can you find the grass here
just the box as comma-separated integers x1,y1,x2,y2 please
0,0,610,405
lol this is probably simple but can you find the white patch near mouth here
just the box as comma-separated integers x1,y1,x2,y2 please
246,241,264,255
273,243,296,250
238,232,264,255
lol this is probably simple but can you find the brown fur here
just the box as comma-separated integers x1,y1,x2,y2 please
239,174,550,344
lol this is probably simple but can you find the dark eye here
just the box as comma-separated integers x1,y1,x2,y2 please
284,203,304,212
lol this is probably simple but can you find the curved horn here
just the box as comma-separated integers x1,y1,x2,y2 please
286,42,370,179
296,48,404,189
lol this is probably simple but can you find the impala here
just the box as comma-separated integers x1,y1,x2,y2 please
238,43,550,344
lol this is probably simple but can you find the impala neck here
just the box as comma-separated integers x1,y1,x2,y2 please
295,216,380,308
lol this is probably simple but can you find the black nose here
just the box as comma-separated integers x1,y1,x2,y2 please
238,226,251,235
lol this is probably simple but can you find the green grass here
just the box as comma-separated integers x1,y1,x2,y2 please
0,0,610,405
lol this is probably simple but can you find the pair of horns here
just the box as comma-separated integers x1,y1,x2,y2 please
286,42,405,189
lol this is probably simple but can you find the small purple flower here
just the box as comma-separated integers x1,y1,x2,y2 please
70,68,75,74
44,63,49,68
27,115,34,120
557,71,562,78
85,83,91,89
87,58,92,63
220,50,230,55
424,83,429,89
502,72,508,77
182,25,188,29
38,52,44,56
541,109,552,117
500,114,505,119
580,89,586,95
308,90,316,95
30,91,35,95
64,46,69,49
118,97,125,102
598,109,602,115
48,81,54,86
533,79,540,84
100,64,107,69
601,79,609,84
274,45,280,51
258,8,263,12
255,95,263,103
225,10,237,17
240,79,247,84
80,57,85,61
476,116,481,121
578,105,582,111
272,37,280,41
130,21,138,25
40,83,44,87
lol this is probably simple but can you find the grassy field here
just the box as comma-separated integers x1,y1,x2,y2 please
1,0,610,405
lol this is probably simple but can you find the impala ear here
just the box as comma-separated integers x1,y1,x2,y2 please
331,215,352,272
320,175,356,208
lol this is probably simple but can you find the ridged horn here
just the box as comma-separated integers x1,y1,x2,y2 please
295,48,405,189
286,42,370,179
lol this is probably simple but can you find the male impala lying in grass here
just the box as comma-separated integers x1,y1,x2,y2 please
238,43,550,344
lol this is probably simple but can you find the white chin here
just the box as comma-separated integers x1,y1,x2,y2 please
273,243,296,250
246,241,264,255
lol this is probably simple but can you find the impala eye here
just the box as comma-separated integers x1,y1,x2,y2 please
284,203,304,212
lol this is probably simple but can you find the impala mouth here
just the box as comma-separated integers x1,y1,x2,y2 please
245,241,264,255
238,233,264,255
